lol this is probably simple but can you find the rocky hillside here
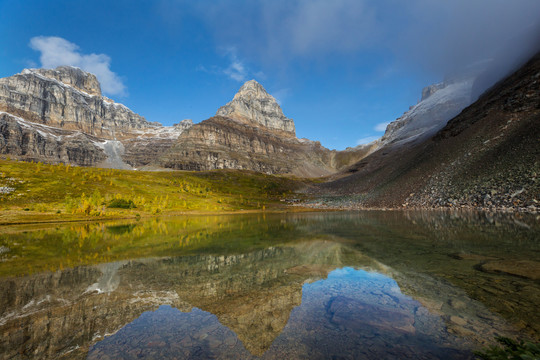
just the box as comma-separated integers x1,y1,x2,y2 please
121,119,193,169
380,77,475,146
0,68,367,176
326,76,477,172
158,115,331,176
314,52,540,212
157,80,366,177
0,66,156,139
216,80,296,136
0,66,191,168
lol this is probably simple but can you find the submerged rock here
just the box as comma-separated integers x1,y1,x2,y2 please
480,260,540,280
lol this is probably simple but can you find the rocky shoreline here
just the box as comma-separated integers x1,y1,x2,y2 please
294,196,540,214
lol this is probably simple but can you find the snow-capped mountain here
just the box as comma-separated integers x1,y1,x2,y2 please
380,78,475,146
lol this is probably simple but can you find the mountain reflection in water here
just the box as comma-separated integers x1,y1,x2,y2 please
88,268,470,359
0,211,538,359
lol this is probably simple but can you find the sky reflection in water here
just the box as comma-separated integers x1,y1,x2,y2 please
88,267,471,359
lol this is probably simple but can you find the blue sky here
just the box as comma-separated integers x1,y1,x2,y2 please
1,0,539,150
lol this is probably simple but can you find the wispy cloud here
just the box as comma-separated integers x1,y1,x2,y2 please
374,122,389,132
188,0,378,64
198,47,264,83
356,135,379,145
29,36,126,96
288,0,377,56
186,0,540,84
271,88,290,106
223,57,247,82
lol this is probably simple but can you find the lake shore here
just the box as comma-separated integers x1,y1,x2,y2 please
296,197,540,214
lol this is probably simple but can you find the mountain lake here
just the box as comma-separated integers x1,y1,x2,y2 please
0,211,538,359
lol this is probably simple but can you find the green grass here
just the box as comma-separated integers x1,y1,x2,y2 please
0,159,309,223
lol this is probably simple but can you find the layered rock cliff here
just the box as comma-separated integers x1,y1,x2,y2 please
0,66,155,139
159,115,336,176
0,66,193,168
159,81,368,177
216,80,295,136
0,68,370,175
122,120,193,168
0,112,107,166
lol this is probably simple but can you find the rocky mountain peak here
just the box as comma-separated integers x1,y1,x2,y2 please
173,119,194,131
421,82,446,101
216,80,296,136
22,66,102,96
0,66,153,142
237,79,266,94
380,77,474,146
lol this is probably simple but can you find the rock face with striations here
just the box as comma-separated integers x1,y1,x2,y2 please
0,66,194,168
0,68,367,174
0,66,155,140
159,115,335,176
216,80,296,136
0,112,107,166
158,80,371,177
31,66,102,96
158,80,359,177
122,119,194,168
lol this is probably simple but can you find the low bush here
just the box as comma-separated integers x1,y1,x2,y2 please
108,198,136,209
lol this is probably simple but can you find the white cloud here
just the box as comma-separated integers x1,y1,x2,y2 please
288,0,377,55
271,88,290,106
356,135,379,145
222,47,265,82
29,36,126,96
188,0,378,64
188,0,540,83
25,59,38,68
224,58,247,82
374,122,389,132
199,47,264,83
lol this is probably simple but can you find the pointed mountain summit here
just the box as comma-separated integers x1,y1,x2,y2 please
216,80,296,136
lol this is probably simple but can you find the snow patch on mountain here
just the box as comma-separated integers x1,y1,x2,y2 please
93,140,132,170
381,78,475,146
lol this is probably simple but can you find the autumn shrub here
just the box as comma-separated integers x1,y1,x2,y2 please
108,198,136,209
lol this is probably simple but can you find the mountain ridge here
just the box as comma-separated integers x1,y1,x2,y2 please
1,59,533,196
216,79,296,136
312,51,540,212
0,69,370,176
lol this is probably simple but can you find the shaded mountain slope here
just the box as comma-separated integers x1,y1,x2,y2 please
315,52,540,211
